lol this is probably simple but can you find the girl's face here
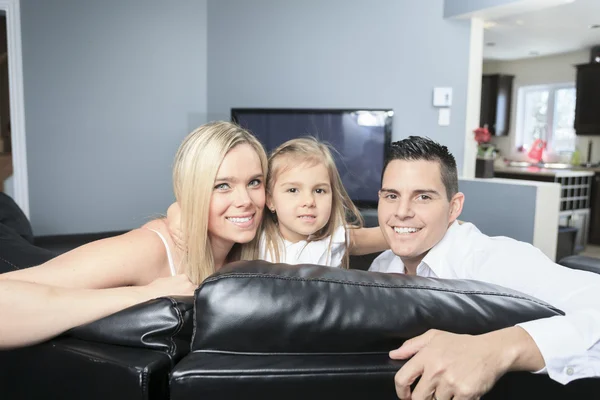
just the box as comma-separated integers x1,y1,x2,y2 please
208,143,265,253
267,160,333,243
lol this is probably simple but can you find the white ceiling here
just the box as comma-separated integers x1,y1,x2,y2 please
483,0,600,60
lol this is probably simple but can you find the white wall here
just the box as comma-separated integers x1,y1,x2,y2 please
483,50,600,163
21,0,208,235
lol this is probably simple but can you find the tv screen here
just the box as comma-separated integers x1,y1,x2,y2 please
231,108,393,208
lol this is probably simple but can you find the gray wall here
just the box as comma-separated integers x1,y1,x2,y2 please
459,179,536,243
363,179,537,243
207,0,472,170
21,0,208,235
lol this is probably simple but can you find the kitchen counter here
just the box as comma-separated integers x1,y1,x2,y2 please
494,162,598,251
572,166,600,173
495,164,595,178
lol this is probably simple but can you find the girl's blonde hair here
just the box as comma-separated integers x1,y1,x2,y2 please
261,137,363,268
172,121,268,284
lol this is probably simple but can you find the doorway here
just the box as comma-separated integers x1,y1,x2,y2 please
0,14,12,194
0,0,28,217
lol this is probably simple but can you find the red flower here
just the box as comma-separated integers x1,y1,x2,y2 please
473,126,491,145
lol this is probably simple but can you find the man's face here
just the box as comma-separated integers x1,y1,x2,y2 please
377,159,463,266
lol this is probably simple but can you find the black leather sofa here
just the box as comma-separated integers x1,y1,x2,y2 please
1,296,194,400
2,258,599,400
559,254,600,275
1,186,599,400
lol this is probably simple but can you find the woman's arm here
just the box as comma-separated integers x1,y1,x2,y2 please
0,277,189,349
348,227,388,256
0,222,195,349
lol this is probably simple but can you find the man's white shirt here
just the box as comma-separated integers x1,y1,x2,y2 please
369,221,600,384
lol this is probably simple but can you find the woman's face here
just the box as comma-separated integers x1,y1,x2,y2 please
208,143,265,253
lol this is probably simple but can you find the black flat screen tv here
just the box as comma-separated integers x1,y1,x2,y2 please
231,108,393,208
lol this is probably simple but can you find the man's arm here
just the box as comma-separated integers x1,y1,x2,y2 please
390,236,600,399
391,326,544,400
468,239,600,385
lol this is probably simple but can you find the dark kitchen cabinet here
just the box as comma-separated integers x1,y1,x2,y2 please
480,74,514,136
589,172,600,245
574,63,600,135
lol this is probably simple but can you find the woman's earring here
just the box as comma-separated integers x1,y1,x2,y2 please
270,208,276,214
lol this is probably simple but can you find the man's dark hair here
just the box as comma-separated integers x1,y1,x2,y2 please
382,136,458,200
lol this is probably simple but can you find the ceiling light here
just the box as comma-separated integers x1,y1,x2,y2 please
529,51,540,56
483,21,497,29
590,24,600,29
486,42,496,47
563,0,575,3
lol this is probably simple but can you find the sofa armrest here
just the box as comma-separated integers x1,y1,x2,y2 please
558,255,600,275
0,337,173,400
68,296,194,361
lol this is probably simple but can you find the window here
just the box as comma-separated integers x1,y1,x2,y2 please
515,84,576,154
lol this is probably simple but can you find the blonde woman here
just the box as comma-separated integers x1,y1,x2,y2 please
0,121,268,349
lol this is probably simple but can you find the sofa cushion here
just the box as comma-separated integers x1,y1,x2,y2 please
0,193,34,243
170,352,599,400
559,255,600,275
170,352,401,400
192,261,562,353
69,296,194,361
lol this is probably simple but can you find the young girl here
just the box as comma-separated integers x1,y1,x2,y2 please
259,137,387,268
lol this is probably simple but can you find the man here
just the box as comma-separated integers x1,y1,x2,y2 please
369,136,600,400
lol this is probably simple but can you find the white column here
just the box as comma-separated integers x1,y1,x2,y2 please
462,18,484,179
0,0,29,217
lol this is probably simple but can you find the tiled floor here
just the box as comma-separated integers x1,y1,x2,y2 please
581,244,600,259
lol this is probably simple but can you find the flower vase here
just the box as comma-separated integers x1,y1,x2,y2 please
475,158,494,179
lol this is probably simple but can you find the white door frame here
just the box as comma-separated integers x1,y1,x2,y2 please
0,0,28,217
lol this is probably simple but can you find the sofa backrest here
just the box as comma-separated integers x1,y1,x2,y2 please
191,261,562,354
0,193,34,244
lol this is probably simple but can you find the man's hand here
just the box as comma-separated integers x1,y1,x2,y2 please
390,327,545,400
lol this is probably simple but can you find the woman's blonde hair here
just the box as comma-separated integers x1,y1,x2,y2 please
261,137,363,268
172,121,268,284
